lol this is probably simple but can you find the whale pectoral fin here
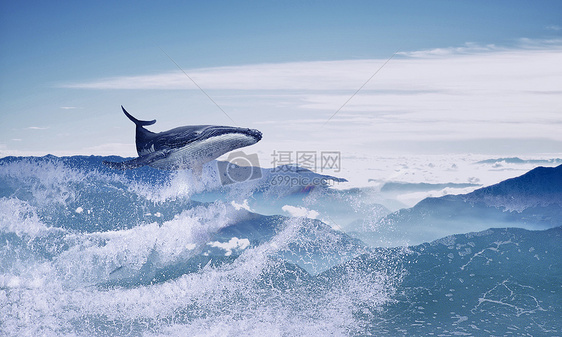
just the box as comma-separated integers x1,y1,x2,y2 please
103,151,170,170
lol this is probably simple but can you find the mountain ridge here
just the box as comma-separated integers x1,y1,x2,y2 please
352,165,562,246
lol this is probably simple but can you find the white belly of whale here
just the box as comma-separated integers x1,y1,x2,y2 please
149,133,254,170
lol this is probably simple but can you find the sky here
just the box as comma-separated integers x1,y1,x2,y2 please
1,0,562,181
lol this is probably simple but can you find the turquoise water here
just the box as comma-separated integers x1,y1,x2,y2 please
1,156,560,336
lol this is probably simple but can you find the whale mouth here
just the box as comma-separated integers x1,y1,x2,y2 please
200,126,263,143
248,128,262,142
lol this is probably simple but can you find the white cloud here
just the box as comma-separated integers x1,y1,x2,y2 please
59,62,371,91
79,143,136,157
26,126,49,130
0,142,135,158
282,205,319,219
60,39,561,93
397,42,503,58
0,145,41,157
41,38,562,170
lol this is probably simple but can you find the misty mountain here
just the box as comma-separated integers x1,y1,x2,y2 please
353,165,562,246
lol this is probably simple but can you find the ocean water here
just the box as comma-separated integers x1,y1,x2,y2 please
1,156,560,336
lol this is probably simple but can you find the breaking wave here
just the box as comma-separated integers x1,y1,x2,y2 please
0,156,402,336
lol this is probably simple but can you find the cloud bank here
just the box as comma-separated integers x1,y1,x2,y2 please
51,39,562,163
60,39,562,93
58,40,562,134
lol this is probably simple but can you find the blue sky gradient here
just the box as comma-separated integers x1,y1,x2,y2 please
1,1,561,162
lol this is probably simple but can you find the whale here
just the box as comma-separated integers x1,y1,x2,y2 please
103,106,262,171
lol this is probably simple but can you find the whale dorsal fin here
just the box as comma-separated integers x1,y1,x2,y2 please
122,106,156,126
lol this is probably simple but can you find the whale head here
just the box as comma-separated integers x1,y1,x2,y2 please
195,125,262,148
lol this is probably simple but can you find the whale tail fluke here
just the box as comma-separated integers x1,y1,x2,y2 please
122,106,156,127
